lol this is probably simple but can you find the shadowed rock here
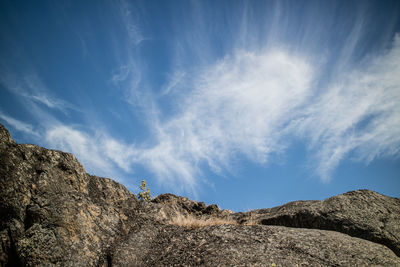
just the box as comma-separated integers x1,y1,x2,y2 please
0,123,399,266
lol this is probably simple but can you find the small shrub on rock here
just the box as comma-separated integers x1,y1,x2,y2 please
138,180,152,204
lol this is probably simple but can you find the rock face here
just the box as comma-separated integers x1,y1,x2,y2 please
0,123,399,266
235,189,400,258
0,124,140,266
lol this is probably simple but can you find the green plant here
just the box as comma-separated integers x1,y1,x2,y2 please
138,180,152,204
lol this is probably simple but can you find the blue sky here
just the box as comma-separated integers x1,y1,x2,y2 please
1,0,399,211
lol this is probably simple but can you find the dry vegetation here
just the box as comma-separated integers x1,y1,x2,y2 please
166,213,258,229
168,214,238,229
244,211,257,226
157,207,258,229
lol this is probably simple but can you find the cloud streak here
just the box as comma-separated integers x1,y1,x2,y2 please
132,49,315,190
134,34,400,187
45,125,135,181
293,35,400,180
0,112,39,138
0,72,78,115
31,35,400,192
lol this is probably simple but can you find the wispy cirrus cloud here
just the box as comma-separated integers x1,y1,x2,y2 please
0,111,39,138
45,125,135,181
160,70,185,96
132,34,400,187
130,49,315,190
111,65,132,84
293,35,400,180
108,0,150,115
118,0,145,46
0,72,78,114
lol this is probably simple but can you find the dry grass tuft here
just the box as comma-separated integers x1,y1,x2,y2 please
243,211,258,226
169,214,238,229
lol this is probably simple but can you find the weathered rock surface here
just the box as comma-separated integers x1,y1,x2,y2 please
234,189,400,257
113,224,399,266
0,124,140,266
0,123,399,266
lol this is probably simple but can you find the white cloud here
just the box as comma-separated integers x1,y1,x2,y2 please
0,112,39,138
44,125,138,182
3,37,399,191
293,35,400,180
111,65,131,84
160,71,185,96
131,35,400,186
117,0,145,46
131,49,315,189
102,137,136,172
0,72,77,114
45,126,111,173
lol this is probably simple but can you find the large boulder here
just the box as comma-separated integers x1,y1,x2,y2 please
113,224,399,266
234,189,400,257
0,124,139,266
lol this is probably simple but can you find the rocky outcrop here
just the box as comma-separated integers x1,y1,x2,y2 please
112,224,399,266
0,123,399,266
234,190,400,257
0,124,140,266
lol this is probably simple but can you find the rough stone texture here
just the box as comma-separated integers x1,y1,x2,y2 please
0,124,140,266
0,123,399,266
148,193,233,223
113,224,399,266
234,190,400,257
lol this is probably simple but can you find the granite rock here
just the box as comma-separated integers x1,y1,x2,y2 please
234,189,400,257
0,123,399,266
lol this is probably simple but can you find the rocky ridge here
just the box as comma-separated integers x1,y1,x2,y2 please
0,123,399,266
